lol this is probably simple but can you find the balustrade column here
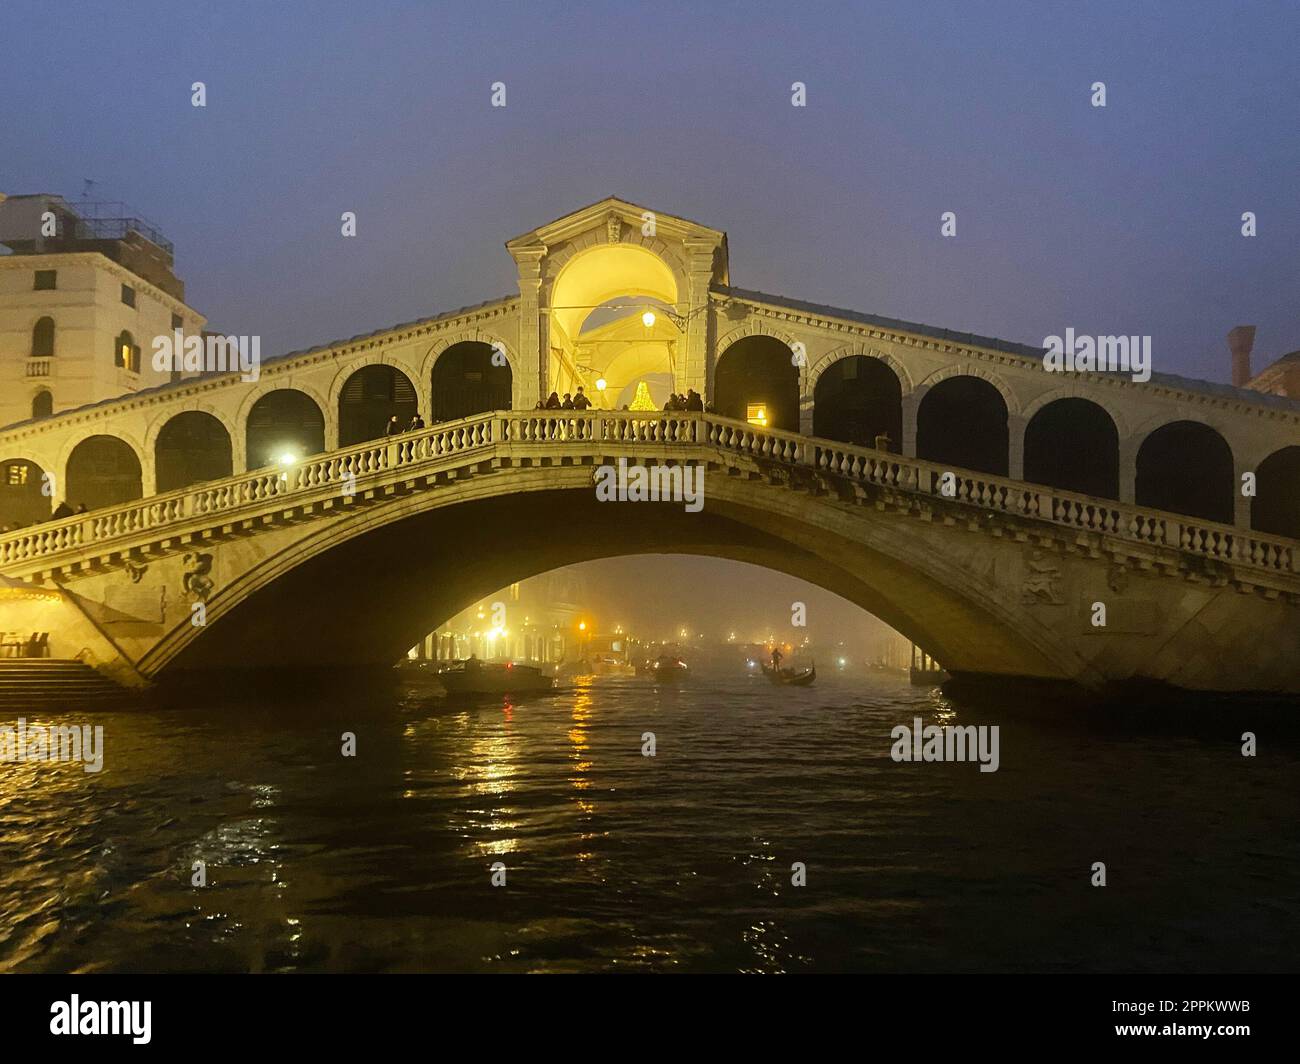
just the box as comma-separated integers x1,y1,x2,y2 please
1234,457,1252,529
1118,438,1138,505
900,394,919,458
1007,414,1026,481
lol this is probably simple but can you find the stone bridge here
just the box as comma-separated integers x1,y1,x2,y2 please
1,410,1296,695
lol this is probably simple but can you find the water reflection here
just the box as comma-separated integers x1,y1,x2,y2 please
0,672,1296,972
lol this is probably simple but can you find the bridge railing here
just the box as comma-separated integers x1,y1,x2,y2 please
690,414,1296,575
1,409,1295,579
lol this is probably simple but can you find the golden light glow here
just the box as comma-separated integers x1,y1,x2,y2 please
746,403,768,427
641,310,656,328
629,380,657,411
595,377,607,391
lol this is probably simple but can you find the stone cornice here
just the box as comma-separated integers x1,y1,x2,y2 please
0,294,520,445
0,251,202,320
714,291,1300,427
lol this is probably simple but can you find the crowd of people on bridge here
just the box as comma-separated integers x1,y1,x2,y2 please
1,501,87,534
663,390,706,411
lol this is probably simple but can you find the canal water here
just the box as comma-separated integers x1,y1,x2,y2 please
1,670,1295,973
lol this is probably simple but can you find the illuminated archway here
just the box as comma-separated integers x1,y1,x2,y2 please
0,458,51,527
548,244,680,407
714,336,800,430
246,389,326,470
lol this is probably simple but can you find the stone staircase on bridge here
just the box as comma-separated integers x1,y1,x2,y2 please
0,659,131,711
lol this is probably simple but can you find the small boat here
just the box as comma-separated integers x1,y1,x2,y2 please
651,655,689,684
762,662,816,686
436,658,553,695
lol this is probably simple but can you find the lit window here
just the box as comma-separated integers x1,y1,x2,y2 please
6,463,29,486
34,270,56,290
115,330,140,372
746,403,768,427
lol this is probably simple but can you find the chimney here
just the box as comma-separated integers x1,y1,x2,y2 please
1228,325,1256,387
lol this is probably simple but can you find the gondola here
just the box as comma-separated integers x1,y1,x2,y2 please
761,662,816,686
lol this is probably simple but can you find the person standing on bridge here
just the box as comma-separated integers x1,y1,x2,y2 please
545,392,562,409
572,386,592,410
408,414,425,432
384,416,402,437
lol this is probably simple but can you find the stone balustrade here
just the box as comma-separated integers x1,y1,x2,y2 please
1,410,1294,579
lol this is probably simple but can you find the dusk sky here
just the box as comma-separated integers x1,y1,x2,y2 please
3,1,1297,384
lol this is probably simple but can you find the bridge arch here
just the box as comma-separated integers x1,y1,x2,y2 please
242,388,327,470
140,468,1100,686
1135,420,1234,524
64,434,143,511
810,351,905,448
713,334,801,431
423,334,516,419
152,410,235,493
144,400,239,470
1023,397,1120,499
915,372,1012,476
0,457,51,527
1252,445,1300,538
334,363,421,446
806,343,915,397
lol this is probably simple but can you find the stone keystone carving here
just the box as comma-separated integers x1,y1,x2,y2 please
1021,549,1065,605
606,214,622,243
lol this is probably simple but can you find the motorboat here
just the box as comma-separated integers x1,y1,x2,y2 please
436,658,554,695
651,655,689,684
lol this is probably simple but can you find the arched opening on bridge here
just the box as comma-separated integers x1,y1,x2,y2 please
548,244,680,409
714,336,800,430
431,341,512,421
31,390,53,420
65,435,142,511
338,365,418,446
813,356,903,448
1252,445,1300,538
1135,421,1233,524
1023,398,1119,499
916,376,1008,476
406,556,911,672
246,389,326,470
0,458,51,527
155,411,234,493
157,490,1067,684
